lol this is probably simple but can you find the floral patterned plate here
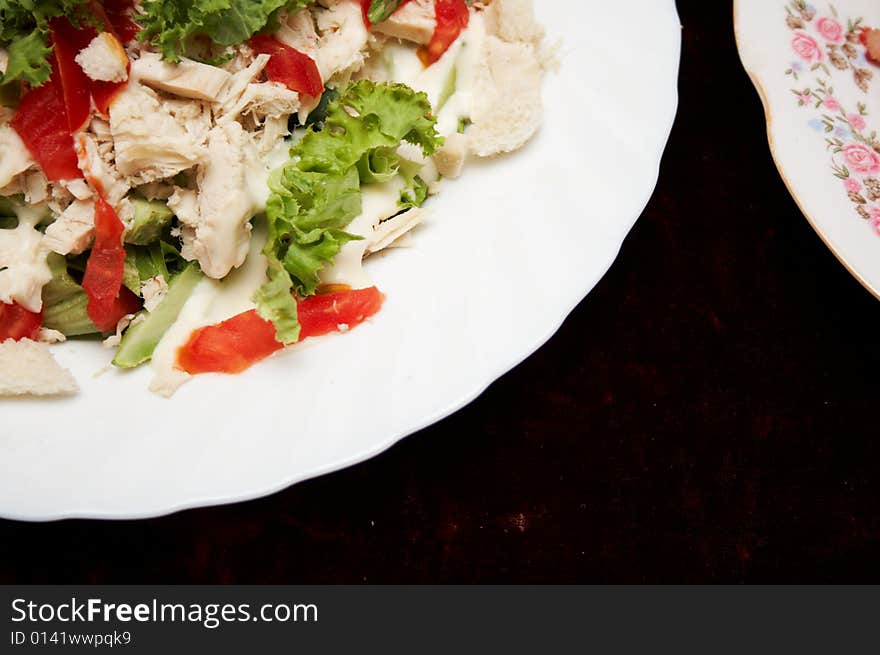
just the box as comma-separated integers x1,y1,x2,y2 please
736,0,880,297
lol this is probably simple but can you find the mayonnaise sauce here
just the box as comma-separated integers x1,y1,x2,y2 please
319,176,407,288
245,137,292,213
150,220,269,389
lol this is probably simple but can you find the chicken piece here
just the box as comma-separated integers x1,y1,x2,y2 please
167,187,199,262
164,97,213,146
433,132,468,178
277,9,321,58
59,178,93,201
468,36,543,156
0,339,78,397
314,0,371,81
366,208,424,254
256,115,291,156
0,125,35,189
0,206,52,312
373,0,437,45
43,200,95,256
216,53,296,125
36,327,66,344
224,82,301,124
483,0,544,45
75,133,129,206
180,123,256,279
24,171,49,204
110,83,205,185
46,183,75,216
216,54,270,119
76,32,129,83
141,275,169,313
223,44,257,74
0,48,8,76
131,52,231,102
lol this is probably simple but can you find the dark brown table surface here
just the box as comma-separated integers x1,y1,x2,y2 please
3,1,880,584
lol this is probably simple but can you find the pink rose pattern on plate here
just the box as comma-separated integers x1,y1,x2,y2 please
785,1,880,225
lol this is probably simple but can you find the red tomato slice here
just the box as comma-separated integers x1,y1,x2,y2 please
178,310,284,375
297,286,385,340
419,0,469,66
0,303,42,342
251,35,324,98
11,61,82,182
82,193,139,332
49,18,94,133
177,287,385,375
100,0,141,45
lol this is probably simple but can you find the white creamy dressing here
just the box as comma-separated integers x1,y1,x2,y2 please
244,137,292,213
435,13,485,136
319,176,407,288
0,202,52,313
381,14,486,138
150,220,269,386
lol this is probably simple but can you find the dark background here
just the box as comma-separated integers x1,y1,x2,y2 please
3,1,879,584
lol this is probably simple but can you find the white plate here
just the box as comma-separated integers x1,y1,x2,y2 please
0,0,681,521
737,0,880,298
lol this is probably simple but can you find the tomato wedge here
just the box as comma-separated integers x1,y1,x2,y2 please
82,193,140,332
0,303,42,342
251,35,324,99
10,60,82,182
52,9,131,120
419,0,469,66
360,0,373,26
50,18,94,133
177,287,385,375
297,286,385,340
100,0,140,45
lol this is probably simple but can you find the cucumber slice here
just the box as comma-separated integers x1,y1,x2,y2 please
41,254,99,337
124,197,174,246
112,264,203,369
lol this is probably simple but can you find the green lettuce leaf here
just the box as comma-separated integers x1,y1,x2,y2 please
357,147,400,184
399,175,428,209
296,81,443,174
254,80,442,342
0,0,91,86
252,255,300,344
138,0,318,63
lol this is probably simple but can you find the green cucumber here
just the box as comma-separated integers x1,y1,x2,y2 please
41,254,99,337
437,66,457,112
112,264,203,369
124,197,174,246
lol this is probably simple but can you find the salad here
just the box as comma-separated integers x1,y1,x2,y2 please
0,0,550,397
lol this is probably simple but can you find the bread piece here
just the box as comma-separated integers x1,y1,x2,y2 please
468,36,543,156
484,0,544,45
0,339,78,397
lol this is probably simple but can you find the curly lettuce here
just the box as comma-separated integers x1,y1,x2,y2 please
0,0,91,87
138,0,317,62
255,80,443,343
